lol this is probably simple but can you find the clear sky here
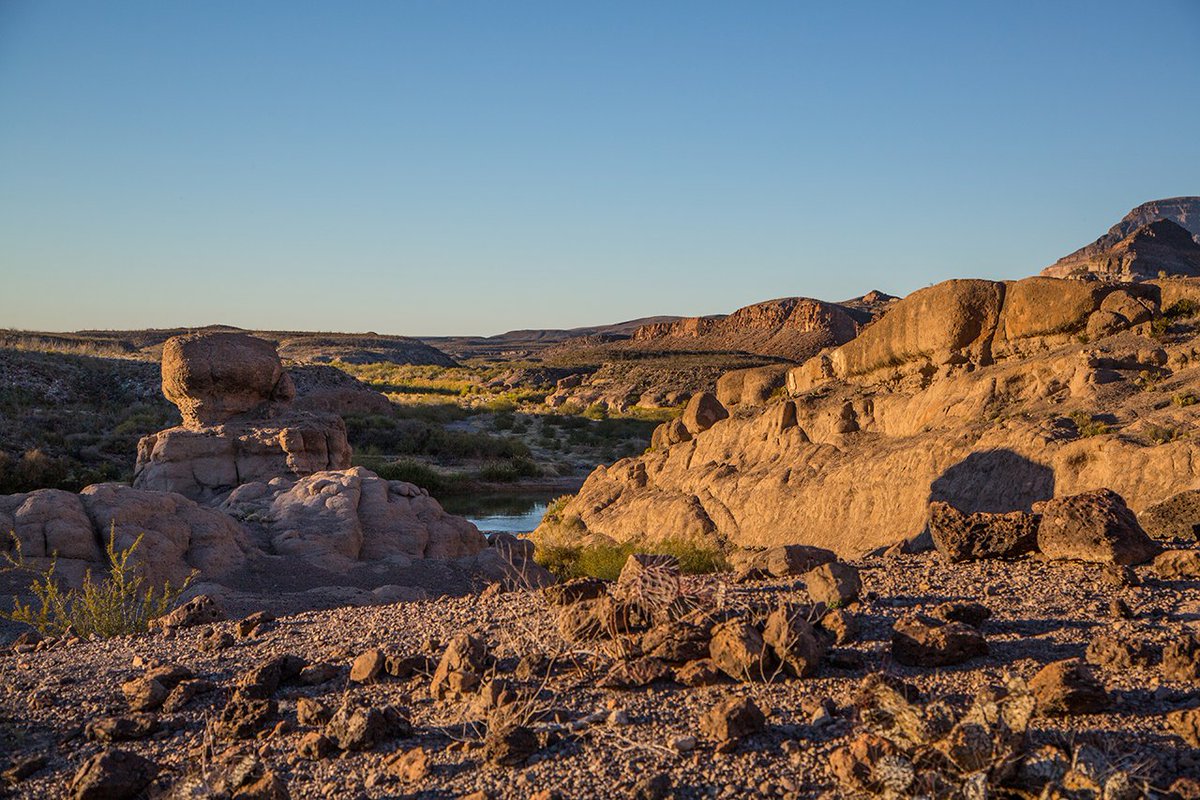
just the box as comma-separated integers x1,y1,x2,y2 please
2,1,1199,337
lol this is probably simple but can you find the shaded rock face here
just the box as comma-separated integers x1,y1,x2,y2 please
533,275,1200,557
0,484,250,590
1044,197,1200,280
134,332,352,502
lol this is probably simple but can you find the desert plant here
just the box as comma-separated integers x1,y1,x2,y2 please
1068,410,1110,438
1145,425,1183,445
1173,393,1197,407
1,527,193,638
534,537,728,581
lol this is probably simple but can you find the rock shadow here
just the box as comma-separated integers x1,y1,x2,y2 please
929,449,1054,514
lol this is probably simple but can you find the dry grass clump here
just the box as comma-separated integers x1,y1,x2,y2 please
1,528,193,638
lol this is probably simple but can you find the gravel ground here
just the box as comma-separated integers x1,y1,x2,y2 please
3,548,1200,799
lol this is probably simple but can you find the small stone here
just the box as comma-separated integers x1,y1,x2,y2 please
485,724,539,766
350,649,386,684
121,677,167,712
803,562,861,607
296,697,332,726
891,614,987,667
699,695,765,752
1029,659,1109,716
237,611,275,638
297,732,335,760
671,735,697,752
383,746,429,782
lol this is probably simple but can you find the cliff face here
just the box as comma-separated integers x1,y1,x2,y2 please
533,276,1200,557
1045,197,1200,280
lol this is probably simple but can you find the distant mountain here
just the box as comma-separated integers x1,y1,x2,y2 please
419,316,684,359
1044,196,1200,280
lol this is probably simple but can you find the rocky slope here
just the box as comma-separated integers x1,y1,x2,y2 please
534,276,1200,557
6,542,1200,798
1044,197,1200,280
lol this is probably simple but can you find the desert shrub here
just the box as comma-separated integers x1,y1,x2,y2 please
1068,410,1109,438
2,530,192,638
343,413,530,460
534,537,728,581
478,456,541,483
1174,393,1197,407
582,403,609,421
1145,425,1182,445
356,457,469,494
540,494,574,525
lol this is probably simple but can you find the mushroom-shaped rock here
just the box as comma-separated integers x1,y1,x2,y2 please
162,332,295,429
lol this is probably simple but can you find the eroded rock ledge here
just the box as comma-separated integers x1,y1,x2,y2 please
534,276,1200,557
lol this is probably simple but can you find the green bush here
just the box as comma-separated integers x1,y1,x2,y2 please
1068,410,1109,438
2,530,193,638
1173,393,1197,408
357,457,469,494
477,456,542,483
534,537,728,581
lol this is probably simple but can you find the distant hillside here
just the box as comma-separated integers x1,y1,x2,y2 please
419,316,683,360
0,326,457,367
1044,196,1200,280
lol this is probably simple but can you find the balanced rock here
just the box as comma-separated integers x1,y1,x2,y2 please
162,332,295,429
1034,489,1161,565
928,501,1039,562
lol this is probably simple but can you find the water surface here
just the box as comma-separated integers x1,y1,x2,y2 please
439,492,558,534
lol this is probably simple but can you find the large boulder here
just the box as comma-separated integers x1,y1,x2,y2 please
162,332,295,430
252,468,485,565
927,501,1039,562
1034,489,1161,565
0,484,249,591
682,392,729,435
716,366,789,408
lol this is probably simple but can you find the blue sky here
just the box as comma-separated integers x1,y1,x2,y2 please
2,1,1198,336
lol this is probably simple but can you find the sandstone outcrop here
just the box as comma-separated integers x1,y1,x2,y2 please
533,276,1200,557
0,484,251,589
1,331,541,608
134,332,352,501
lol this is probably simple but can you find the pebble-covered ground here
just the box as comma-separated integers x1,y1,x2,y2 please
3,547,1200,799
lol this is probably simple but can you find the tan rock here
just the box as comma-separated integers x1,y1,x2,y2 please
162,332,295,429
681,392,728,435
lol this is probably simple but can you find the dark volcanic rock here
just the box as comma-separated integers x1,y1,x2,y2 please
928,501,1039,562
891,614,988,667
1034,489,1161,565
68,749,158,800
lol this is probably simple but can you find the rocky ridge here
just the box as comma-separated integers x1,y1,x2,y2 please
534,275,1200,557
1044,197,1200,280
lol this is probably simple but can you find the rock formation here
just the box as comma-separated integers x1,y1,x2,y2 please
134,332,352,502
1044,197,1200,280
1043,219,1200,281
1,332,546,611
533,275,1200,557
